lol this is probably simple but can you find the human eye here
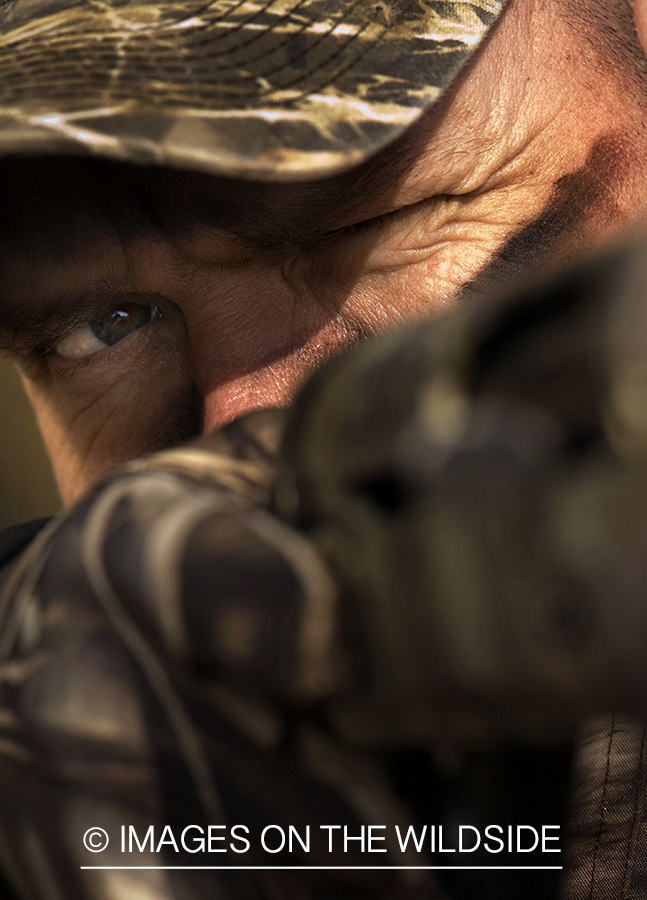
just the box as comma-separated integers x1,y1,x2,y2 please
53,301,162,360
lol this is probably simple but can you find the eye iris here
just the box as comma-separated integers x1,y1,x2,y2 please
90,302,157,347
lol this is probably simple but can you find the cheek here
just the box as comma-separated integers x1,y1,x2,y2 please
21,333,198,505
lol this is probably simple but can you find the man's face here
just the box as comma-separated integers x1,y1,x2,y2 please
1,0,646,503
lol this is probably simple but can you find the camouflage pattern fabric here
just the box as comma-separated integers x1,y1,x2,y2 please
563,714,647,900
0,0,507,177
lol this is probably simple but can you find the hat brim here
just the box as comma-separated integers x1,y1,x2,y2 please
0,0,508,180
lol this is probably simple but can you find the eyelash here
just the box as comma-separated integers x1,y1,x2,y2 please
21,298,163,373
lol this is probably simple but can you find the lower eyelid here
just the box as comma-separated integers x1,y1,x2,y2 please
50,337,157,390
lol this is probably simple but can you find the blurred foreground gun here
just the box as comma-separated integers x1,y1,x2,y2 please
273,239,647,900
276,240,647,743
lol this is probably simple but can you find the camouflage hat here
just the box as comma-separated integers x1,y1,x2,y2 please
0,0,508,180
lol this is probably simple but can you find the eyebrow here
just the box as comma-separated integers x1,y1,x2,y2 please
140,120,432,251
0,107,435,263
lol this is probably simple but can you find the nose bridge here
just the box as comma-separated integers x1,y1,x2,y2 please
183,276,300,435
196,322,350,436
180,254,354,436
199,358,298,436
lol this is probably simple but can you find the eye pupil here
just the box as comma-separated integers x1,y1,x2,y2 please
90,302,157,346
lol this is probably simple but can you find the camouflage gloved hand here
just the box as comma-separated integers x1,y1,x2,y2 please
0,410,435,900
275,239,647,747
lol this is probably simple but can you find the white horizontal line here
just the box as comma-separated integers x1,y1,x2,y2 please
81,866,563,871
